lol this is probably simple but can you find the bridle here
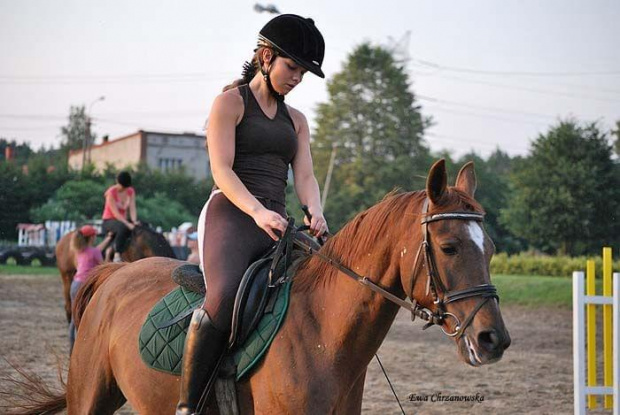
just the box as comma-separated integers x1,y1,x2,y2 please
291,198,499,340
409,199,499,338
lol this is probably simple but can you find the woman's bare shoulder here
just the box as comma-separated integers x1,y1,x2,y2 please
285,104,308,132
213,88,244,112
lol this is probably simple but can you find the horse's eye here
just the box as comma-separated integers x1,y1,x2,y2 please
441,245,458,256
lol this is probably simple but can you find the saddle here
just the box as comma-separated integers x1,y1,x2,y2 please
170,219,320,348
139,220,322,413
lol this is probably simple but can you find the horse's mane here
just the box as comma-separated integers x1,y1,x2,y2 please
292,186,484,293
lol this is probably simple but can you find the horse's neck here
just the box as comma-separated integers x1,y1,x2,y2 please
288,236,404,377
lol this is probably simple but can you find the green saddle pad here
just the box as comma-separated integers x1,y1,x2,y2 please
139,281,292,381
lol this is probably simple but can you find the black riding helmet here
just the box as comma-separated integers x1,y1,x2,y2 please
259,14,325,78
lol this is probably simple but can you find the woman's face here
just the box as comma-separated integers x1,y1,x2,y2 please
266,54,307,95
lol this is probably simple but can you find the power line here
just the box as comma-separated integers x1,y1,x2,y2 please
0,72,232,85
0,72,211,80
96,111,206,118
0,126,59,132
0,114,66,121
96,117,203,132
425,131,530,154
0,111,206,121
422,104,551,127
417,94,557,121
411,68,620,104
518,79,620,97
412,58,620,77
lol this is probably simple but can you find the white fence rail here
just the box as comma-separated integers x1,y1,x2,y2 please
573,271,619,415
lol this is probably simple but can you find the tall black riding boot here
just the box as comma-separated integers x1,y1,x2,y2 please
176,308,228,415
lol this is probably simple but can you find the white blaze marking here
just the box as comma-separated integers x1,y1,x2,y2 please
467,222,485,253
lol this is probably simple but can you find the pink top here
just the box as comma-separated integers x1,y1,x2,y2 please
74,247,103,283
102,186,135,220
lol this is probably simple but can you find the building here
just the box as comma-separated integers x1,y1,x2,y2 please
68,130,210,180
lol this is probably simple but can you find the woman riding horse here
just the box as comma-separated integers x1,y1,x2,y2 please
179,14,329,414
101,171,139,262
12,160,511,414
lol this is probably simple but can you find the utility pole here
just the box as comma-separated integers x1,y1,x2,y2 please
321,143,337,209
82,96,105,172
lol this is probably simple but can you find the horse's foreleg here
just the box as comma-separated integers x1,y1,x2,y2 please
60,271,74,324
334,370,366,414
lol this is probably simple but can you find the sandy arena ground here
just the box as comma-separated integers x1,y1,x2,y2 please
0,272,610,414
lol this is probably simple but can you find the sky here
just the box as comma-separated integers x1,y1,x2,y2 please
1,0,619,159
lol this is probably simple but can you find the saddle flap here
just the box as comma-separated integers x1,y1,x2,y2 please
169,259,279,350
230,258,274,349
169,232,312,351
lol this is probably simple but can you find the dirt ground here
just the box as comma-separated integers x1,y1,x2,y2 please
0,272,609,415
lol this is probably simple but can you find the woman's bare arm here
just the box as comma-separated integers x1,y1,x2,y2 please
129,192,138,223
96,233,114,253
289,107,328,236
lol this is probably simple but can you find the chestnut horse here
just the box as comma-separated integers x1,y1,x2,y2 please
26,160,510,414
55,224,176,323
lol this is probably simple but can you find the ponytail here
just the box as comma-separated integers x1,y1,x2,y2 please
221,47,268,92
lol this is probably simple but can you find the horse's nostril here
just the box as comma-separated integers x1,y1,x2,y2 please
477,330,500,351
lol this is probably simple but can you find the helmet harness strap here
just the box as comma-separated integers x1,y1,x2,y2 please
258,47,285,102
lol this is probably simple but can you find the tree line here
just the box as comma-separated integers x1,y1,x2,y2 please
2,42,619,256
303,43,620,256
0,156,213,239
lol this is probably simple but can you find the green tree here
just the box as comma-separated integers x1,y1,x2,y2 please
130,163,212,217
60,105,92,154
500,120,620,255
312,43,432,229
0,139,34,164
30,179,106,222
612,120,620,157
137,192,195,230
0,163,29,240
453,150,524,253
0,158,72,240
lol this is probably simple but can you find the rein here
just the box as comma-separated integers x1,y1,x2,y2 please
292,198,499,339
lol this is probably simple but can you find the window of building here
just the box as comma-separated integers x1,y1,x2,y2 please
158,158,183,172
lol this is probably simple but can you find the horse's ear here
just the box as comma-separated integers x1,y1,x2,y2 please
426,159,448,204
455,161,477,197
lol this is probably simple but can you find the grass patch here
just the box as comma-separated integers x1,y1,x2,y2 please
492,274,571,308
491,274,607,308
0,269,602,308
0,264,59,276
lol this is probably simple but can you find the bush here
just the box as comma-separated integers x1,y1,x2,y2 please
490,251,620,277
137,192,195,230
30,179,106,222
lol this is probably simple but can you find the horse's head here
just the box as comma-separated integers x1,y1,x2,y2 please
124,224,176,261
398,159,511,366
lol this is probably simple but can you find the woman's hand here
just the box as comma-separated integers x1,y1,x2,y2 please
304,207,328,237
126,222,136,231
253,207,288,241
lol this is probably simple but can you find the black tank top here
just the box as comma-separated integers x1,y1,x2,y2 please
221,84,298,206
